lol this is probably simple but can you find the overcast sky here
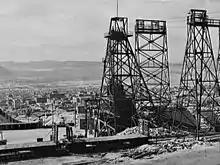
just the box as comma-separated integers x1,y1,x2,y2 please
0,0,219,62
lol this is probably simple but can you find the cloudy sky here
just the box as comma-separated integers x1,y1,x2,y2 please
0,0,219,62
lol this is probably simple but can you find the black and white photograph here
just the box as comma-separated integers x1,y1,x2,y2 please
0,0,220,164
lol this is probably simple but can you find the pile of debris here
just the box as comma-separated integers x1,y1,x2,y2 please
120,139,209,160
149,127,189,137
116,126,140,136
117,126,189,138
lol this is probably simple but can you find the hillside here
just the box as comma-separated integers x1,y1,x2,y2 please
0,61,182,85
0,61,103,84
170,63,182,85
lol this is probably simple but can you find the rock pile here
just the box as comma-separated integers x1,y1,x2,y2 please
116,127,140,136
121,139,208,159
149,127,189,137
117,126,189,138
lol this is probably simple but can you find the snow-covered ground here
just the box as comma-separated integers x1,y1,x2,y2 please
117,142,220,165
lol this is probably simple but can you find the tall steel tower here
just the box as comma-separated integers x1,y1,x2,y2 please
135,19,171,125
177,9,220,133
98,17,154,136
217,27,220,92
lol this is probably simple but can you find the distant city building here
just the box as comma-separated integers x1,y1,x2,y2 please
0,101,7,107
78,105,85,114
36,97,48,104
14,99,21,109
76,97,81,103
50,93,65,99
72,97,77,103
28,100,36,105
8,98,14,107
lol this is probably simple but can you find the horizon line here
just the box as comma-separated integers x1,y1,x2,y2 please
0,60,183,64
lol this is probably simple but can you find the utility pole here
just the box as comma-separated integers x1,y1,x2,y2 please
74,109,77,128
52,100,54,125
116,0,119,17
85,103,88,138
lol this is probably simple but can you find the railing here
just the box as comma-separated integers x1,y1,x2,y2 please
135,20,166,33
187,16,220,27
104,31,133,38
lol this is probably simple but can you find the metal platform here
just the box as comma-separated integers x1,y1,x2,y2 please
67,134,149,153
0,141,56,154
0,134,149,161
0,141,58,162
72,134,147,143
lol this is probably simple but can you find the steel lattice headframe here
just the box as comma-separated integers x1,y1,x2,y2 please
217,26,220,89
98,17,154,136
135,19,171,110
177,9,220,132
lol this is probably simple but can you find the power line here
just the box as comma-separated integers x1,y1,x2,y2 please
168,20,186,23
168,25,186,29
209,11,220,14
167,16,185,20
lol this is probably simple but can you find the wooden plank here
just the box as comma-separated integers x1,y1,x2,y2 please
62,158,109,165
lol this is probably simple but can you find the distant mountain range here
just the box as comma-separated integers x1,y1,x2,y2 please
0,61,182,85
